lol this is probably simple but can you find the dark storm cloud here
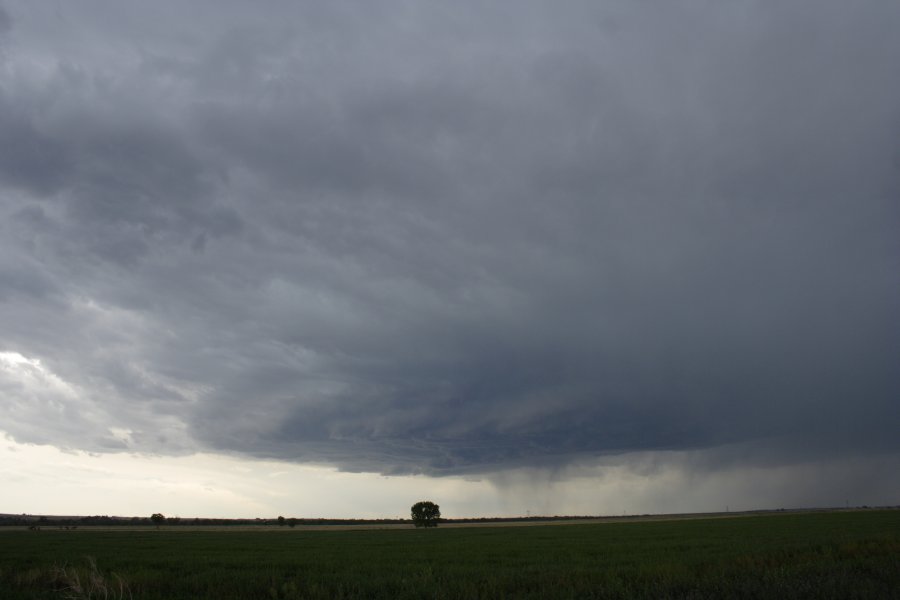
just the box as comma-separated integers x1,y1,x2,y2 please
1,0,898,483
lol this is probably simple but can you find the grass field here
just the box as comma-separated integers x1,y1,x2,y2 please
1,509,898,599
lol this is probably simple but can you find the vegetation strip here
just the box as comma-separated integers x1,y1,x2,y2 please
1,509,898,599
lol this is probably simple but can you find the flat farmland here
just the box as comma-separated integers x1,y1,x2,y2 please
2,509,898,599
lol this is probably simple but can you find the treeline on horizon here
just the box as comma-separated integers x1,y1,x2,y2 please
1,513,627,528
4,506,891,528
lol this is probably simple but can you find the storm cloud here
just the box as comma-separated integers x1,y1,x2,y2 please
1,0,898,485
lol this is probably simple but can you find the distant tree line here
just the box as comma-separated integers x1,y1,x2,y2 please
1,514,413,527
1,513,639,528
7,506,885,530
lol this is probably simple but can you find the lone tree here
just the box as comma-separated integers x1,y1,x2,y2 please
150,513,165,529
410,501,441,528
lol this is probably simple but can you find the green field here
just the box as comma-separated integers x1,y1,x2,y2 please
2,510,898,599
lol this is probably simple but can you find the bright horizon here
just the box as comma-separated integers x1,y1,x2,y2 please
5,431,897,520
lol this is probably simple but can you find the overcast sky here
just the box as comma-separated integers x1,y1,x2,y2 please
1,0,898,518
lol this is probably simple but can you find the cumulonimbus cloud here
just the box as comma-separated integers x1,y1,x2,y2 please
0,0,898,478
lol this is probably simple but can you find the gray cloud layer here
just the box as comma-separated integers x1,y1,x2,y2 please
1,1,898,477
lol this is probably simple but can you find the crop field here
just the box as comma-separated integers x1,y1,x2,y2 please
1,509,898,599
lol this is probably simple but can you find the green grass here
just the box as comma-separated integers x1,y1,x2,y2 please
1,510,898,599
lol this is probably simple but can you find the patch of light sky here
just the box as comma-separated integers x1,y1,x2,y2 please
4,432,897,520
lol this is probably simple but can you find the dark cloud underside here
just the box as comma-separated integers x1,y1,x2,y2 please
1,0,898,476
